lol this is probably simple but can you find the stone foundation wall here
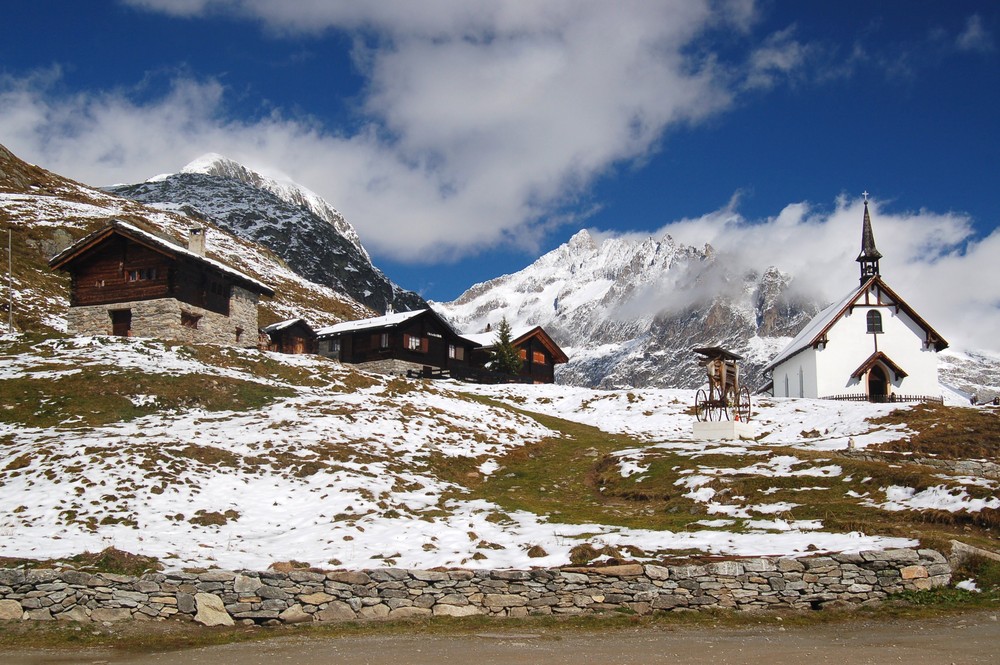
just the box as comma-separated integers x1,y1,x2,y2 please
356,358,428,377
67,288,260,348
0,549,950,625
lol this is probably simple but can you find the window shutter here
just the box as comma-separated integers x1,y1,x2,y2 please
421,337,429,353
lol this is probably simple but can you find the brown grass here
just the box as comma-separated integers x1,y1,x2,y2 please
870,403,1000,459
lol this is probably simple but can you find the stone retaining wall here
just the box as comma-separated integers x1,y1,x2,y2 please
0,549,950,625
844,450,1000,480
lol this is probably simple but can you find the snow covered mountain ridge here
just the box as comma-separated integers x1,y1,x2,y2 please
158,153,368,260
435,228,998,398
436,228,816,389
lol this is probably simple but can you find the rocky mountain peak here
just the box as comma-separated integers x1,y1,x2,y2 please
436,230,820,390
177,153,366,259
567,228,597,252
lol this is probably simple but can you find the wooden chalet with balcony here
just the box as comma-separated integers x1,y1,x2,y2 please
461,325,569,384
315,309,476,376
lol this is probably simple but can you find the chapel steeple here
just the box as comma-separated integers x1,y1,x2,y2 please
856,191,882,285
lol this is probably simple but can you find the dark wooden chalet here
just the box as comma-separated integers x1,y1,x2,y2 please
462,325,569,384
49,219,273,346
261,318,317,354
315,309,476,375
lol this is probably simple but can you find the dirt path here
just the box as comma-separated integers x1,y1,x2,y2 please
5,612,998,665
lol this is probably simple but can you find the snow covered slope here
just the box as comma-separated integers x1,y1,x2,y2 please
436,230,818,390
8,334,980,570
109,155,425,314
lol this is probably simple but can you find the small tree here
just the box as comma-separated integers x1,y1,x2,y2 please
491,317,523,376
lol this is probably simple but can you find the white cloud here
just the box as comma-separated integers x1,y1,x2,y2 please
956,14,995,53
1,1,798,263
591,195,1000,350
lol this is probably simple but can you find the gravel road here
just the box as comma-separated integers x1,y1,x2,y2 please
4,612,997,665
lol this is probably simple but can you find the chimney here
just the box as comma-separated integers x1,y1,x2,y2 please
188,227,206,256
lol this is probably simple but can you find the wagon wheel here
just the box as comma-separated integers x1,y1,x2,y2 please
738,386,752,422
718,385,735,421
695,389,710,422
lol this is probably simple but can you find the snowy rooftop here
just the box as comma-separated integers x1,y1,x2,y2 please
764,282,862,371
460,326,538,347
50,219,274,296
315,309,427,337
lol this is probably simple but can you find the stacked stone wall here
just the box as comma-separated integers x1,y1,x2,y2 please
66,287,260,348
844,451,1000,480
0,549,950,625
357,358,427,377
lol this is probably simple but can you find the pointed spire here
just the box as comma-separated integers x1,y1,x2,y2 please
856,193,882,284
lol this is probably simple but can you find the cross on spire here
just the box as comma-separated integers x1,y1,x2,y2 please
857,189,882,284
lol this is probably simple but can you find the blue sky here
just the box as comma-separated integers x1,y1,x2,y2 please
2,1,998,310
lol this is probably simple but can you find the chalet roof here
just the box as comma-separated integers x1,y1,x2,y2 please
763,275,949,373
48,219,274,296
461,325,570,364
261,318,314,335
316,309,433,337
460,326,537,347
693,347,743,361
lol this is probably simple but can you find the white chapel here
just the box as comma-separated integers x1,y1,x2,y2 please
764,196,948,402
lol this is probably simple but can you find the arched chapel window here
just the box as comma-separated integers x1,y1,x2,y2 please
867,310,883,334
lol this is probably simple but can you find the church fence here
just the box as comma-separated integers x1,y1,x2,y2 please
822,394,944,405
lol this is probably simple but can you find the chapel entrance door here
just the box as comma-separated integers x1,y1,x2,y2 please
868,365,888,402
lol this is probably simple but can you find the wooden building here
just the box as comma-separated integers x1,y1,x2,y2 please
260,318,317,354
49,220,274,347
461,325,569,384
315,309,476,376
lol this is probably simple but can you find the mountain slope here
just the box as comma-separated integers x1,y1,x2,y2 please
435,230,819,390
179,153,366,258
7,334,978,570
0,143,369,333
110,156,425,314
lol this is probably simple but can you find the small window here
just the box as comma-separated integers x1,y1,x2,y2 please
518,348,527,360
181,312,201,329
448,344,464,360
379,333,389,348
867,310,883,334
532,351,546,365
405,334,427,352
127,268,157,282
235,327,243,343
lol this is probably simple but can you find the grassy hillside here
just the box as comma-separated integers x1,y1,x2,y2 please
1,332,997,577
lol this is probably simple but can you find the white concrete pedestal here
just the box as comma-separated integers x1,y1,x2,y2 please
691,420,757,441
